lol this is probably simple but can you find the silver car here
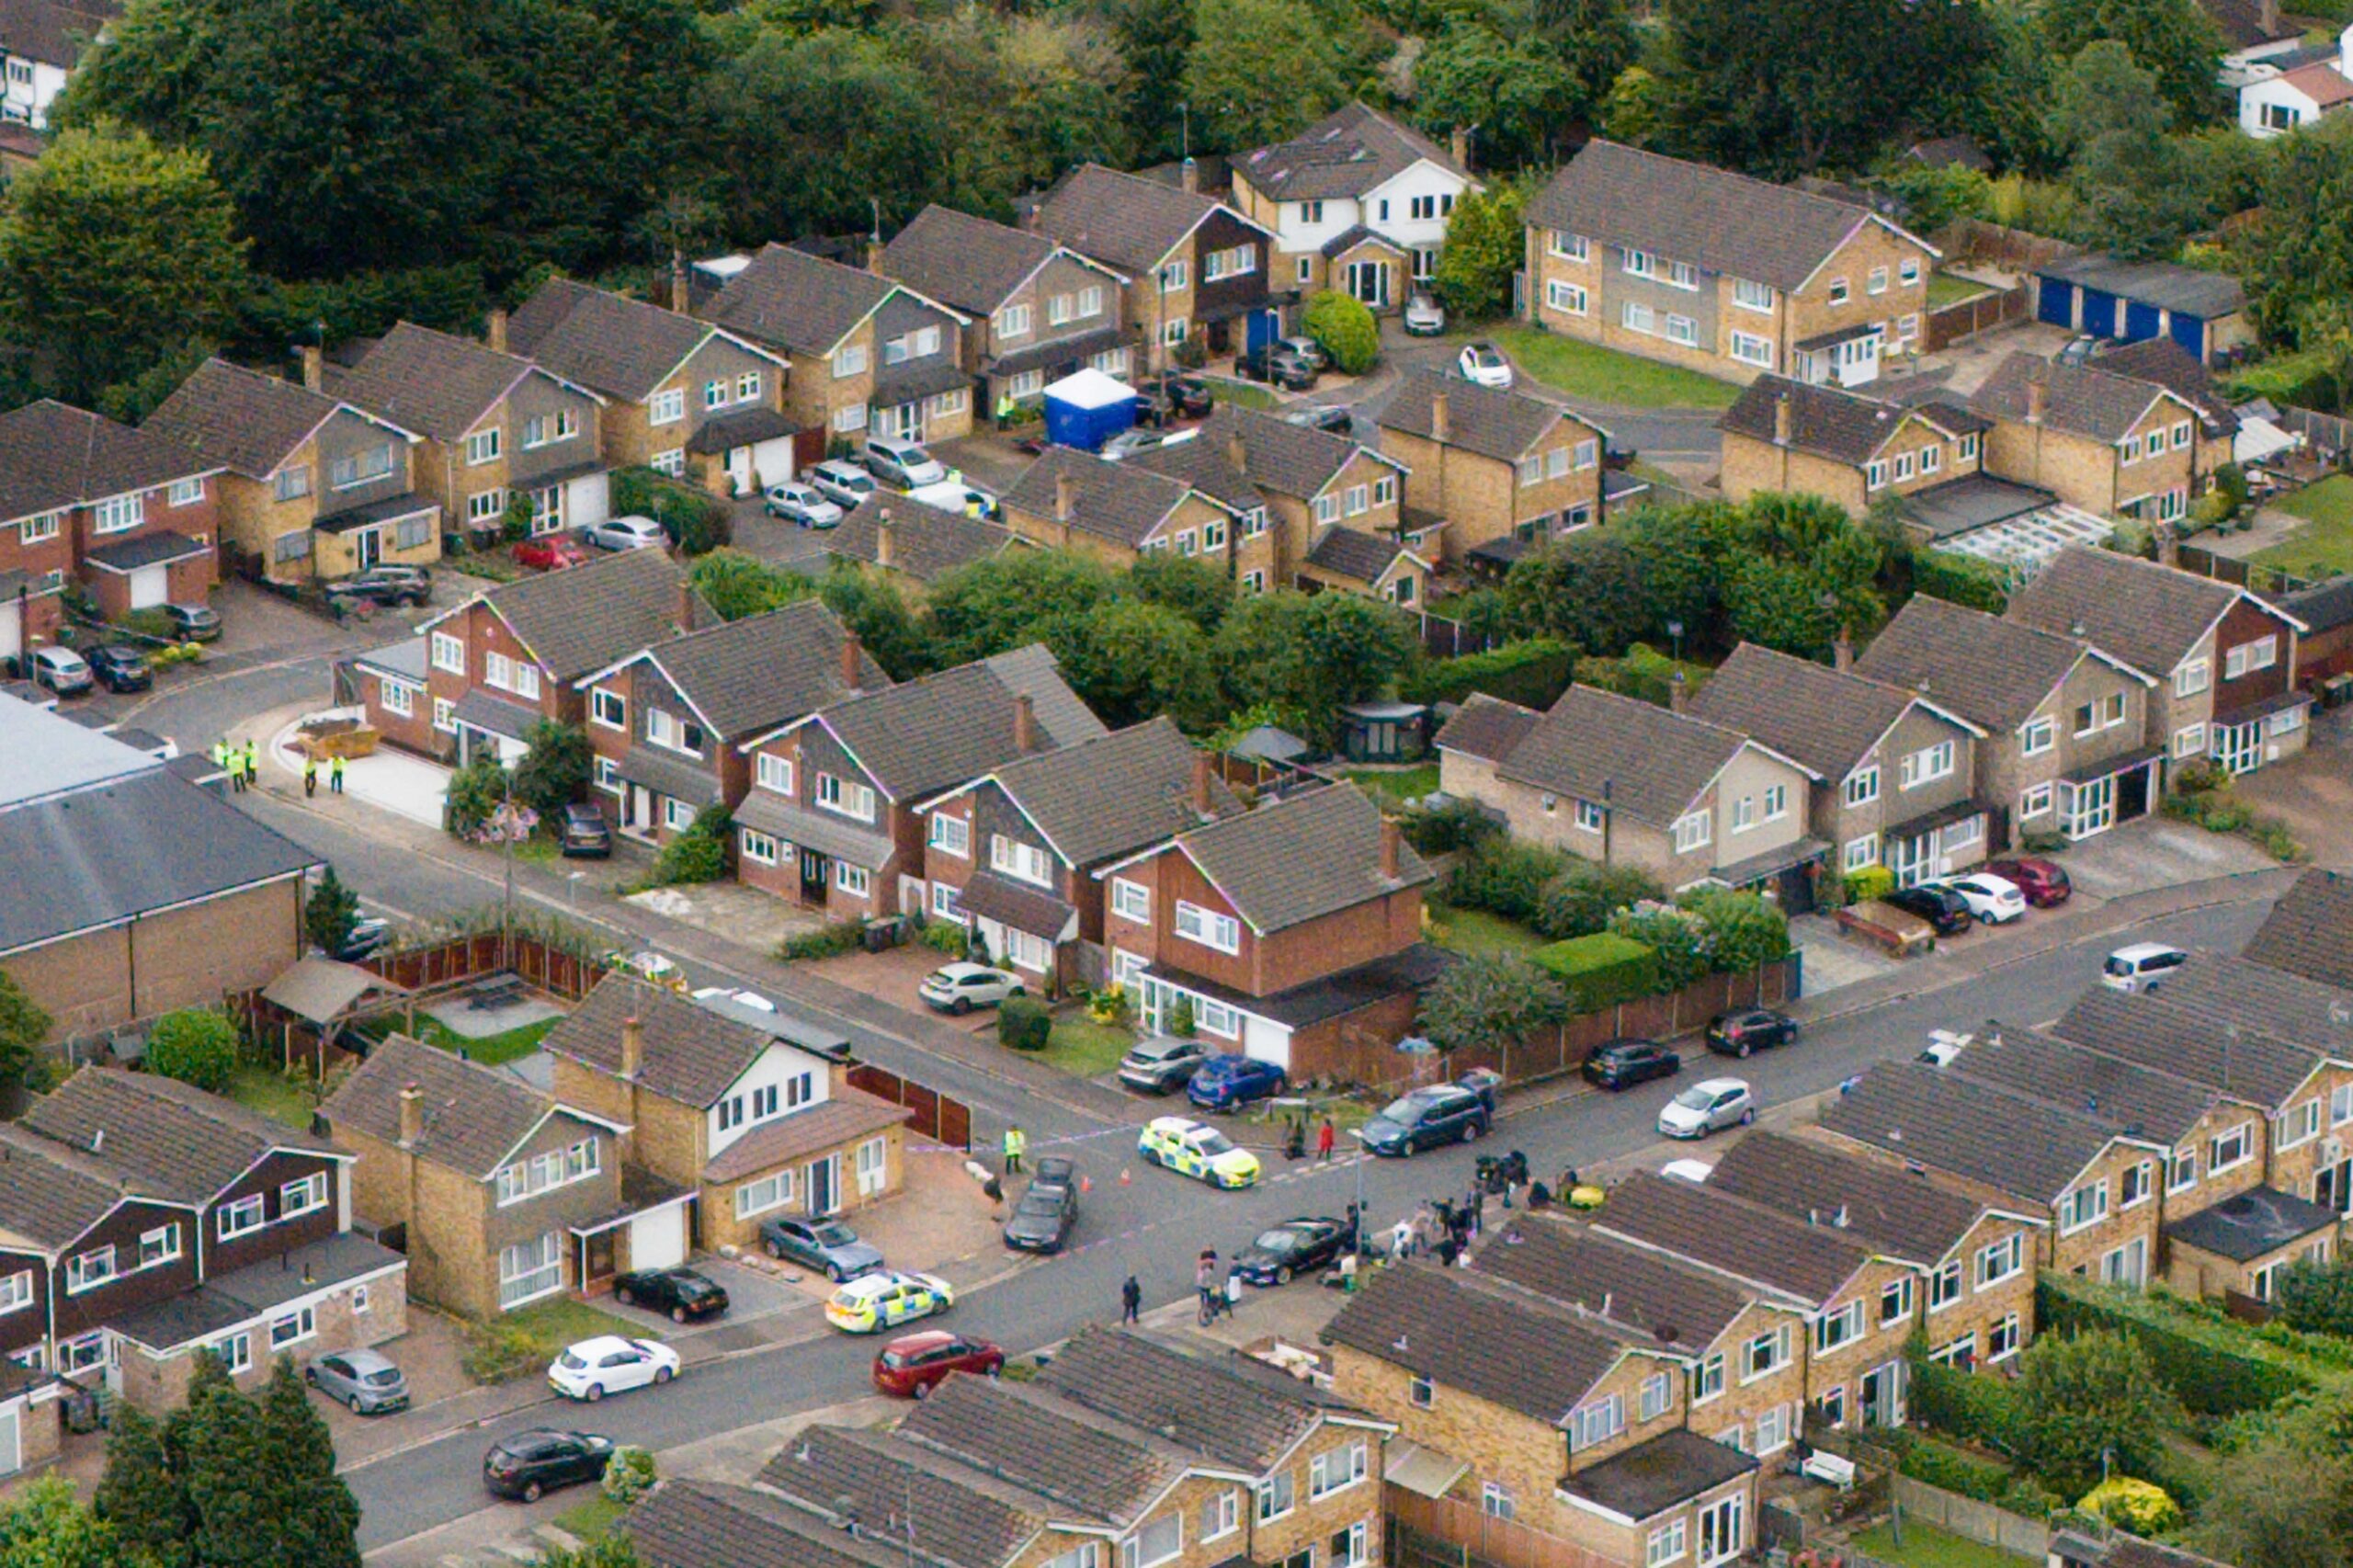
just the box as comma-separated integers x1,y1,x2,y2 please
585,515,666,551
764,482,843,529
1404,291,1447,336
1099,427,1176,461
808,460,879,509
306,1347,411,1414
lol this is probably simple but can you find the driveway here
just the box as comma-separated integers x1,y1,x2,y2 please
2044,816,2279,900
813,945,1002,1035
2233,708,2353,868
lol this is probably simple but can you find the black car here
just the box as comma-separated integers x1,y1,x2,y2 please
1002,1164,1078,1254
1233,1217,1348,1285
1583,1038,1681,1091
1281,404,1353,435
1138,372,1214,426
86,644,153,693
612,1266,730,1323
1117,1037,1210,1095
1235,345,1319,392
1358,1080,1494,1156
324,565,434,608
1705,1008,1799,1059
1885,884,1973,937
330,916,391,962
560,802,612,858
162,602,222,642
483,1428,615,1502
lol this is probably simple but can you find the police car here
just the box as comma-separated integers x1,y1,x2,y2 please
824,1269,956,1334
1137,1116,1262,1190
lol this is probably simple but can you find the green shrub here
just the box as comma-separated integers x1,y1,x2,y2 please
1574,643,1695,708
1530,932,1661,1014
651,806,731,885
920,920,972,958
2171,758,2227,796
1913,551,2009,614
1679,887,1790,971
2221,344,2342,409
1909,1348,2026,1455
1999,1476,2063,1519
1167,996,1196,1037
1845,865,1896,904
998,995,1051,1051
1399,797,1501,857
118,607,182,642
1534,862,1662,941
1404,638,1575,710
1087,984,1133,1027
611,466,730,555
147,1007,241,1092
2078,1477,2179,1535
460,1321,547,1384
779,921,865,961
601,1446,657,1506
1899,1433,2015,1501
1301,290,1380,375
2021,828,2070,855
443,753,510,839
1446,838,1568,924
2037,1277,2320,1416
1607,902,1710,990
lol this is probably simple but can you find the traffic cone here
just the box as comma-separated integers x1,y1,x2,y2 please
1080,1174,1093,1194
1120,1167,1131,1186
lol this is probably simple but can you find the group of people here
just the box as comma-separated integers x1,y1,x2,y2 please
302,754,346,797
210,739,262,791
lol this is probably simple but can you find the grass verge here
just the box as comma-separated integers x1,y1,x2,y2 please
461,1298,659,1384
554,1494,626,1541
1848,1519,2025,1568
226,1063,321,1129
1035,1016,1135,1078
1484,327,1741,409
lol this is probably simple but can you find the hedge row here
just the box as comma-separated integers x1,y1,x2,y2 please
1405,637,1575,710
2035,1277,2319,1416
1908,1350,2024,1455
1530,933,1661,1015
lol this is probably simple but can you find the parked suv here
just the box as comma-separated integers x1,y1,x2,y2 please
1358,1077,1495,1156
2103,943,2188,994
864,436,948,490
324,564,433,608
559,802,612,858
1186,1053,1286,1111
1235,345,1318,391
28,646,92,696
86,644,153,693
1704,1008,1798,1058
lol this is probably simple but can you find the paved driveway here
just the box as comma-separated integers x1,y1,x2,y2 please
2046,816,2279,900
2234,709,2353,868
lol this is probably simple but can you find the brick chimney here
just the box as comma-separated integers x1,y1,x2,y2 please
397,1083,422,1148
669,252,689,314
1013,691,1038,753
1226,430,1247,475
1054,471,1075,524
486,309,509,354
2026,374,2047,426
676,578,696,633
867,234,886,272
874,508,895,570
1449,126,1472,172
1430,390,1450,445
1774,392,1791,447
300,344,324,392
1833,632,1855,671
841,630,864,688
1191,751,1214,816
1380,818,1402,881
1668,670,1689,713
621,1015,644,1080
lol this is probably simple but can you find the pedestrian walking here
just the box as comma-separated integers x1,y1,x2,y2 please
1224,1267,1244,1318
1197,1250,1220,1323
329,755,345,793
1003,1124,1026,1176
983,1172,1004,1217
229,746,247,792
1315,1116,1335,1163
243,741,259,785
1121,1275,1142,1324
303,757,318,798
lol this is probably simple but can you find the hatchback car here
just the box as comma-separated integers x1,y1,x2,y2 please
872,1331,1006,1398
2103,942,2188,993
1139,1116,1261,1188
1358,1082,1492,1156
86,643,153,693
760,1215,884,1280
1984,857,2071,907
325,564,435,607
1658,1077,1756,1140
1118,1036,1210,1095
1236,345,1319,391
1705,1008,1799,1058
1282,404,1353,435
864,437,949,490
1886,883,1973,936
1002,1170,1078,1254
808,460,880,509
559,802,612,858
483,1429,614,1502
1233,1217,1348,1285
305,1347,410,1415
1583,1038,1680,1090
765,482,845,529
586,515,667,552
919,962,1024,1015
547,1336,678,1402
162,602,222,642
1137,372,1214,426
1403,291,1447,336
514,533,593,571
1100,426,1179,461
1187,1053,1287,1111
1930,872,2027,925
612,1266,730,1324
825,1269,955,1334
1276,335,1330,371
1457,341,1513,389
28,646,91,695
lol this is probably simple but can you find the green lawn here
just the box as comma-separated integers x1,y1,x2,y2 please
1927,272,1993,310
1032,1015,1136,1079
226,1064,321,1129
554,1494,626,1541
1345,764,1439,805
1484,327,1741,410
1204,376,1280,410
1427,903,1548,959
354,1012,558,1066
1849,1519,2031,1568
2256,474,2353,579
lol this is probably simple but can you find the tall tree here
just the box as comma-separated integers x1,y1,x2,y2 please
1418,952,1567,1058
249,1359,362,1568
2011,1329,2182,1494
1109,0,1197,163
1413,28,1578,172
1183,0,1349,152
0,965,51,1094
1051,598,1222,730
817,567,928,680
1211,590,1418,740
2241,118,2353,349
303,866,360,956
923,550,1118,667
1430,180,1528,319
2040,0,2227,131
1529,0,1640,130
94,1403,190,1568
0,1476,132,1568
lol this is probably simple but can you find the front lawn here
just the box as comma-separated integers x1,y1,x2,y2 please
554,1494,626,1541
1848,1519,2028,1568
355,1012,558,1066
226,1064,320,1129
1427,903,1548,959
2256,475,2353,579
1483,328,1741,410
1034,1015,1136,1078
462,1297,658,1383
1927,272,1993,310
1345,764,1439,805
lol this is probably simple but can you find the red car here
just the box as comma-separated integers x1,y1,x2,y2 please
871,1330,1005,1399
515,533,592,572
1983,858,2071,908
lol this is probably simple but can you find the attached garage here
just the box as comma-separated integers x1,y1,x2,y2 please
2033,254,2251,365
83,531,212,620
687,405,804,496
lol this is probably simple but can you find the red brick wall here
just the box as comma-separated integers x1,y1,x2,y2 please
2214,596,2294,710
423,602,574,735
1103,844,1421,997
362,669,440,759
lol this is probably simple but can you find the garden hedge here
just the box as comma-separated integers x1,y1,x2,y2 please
1530,933,1660,1014
1406,638,1576,710
1908,1350,2025,1455
2036,1278,2319,1415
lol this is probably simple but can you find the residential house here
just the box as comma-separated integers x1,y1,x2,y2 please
0,0,110,130
349,637,436,759
1706,1132,2040,1377
1853,594,2158,846
1324,1261,1756,1568
335,321,611,545
543,976,910,1255
1688,642,1989,886
2245,867,2353,992
876,204,1133,409
1373,369,1608,566
1094,782,1449,1080
1968,353,2220,524
145,356,434,584
1229,103,1480,307
1817,1060,2170,1285
0,694,316,1041
1714,374,2008,524
319,1033,678,1318
620,1479,913,1568
698,243,971,450
1001,445,1243,574
1435,684,1827,903
2214,0,2308,88
0,400,222,641
2284,575,2353,685
734,645,1105,924
506,278,791,494
917,717,1239,994
1030,163,1279,373
817,494,1021,595
2007,544,2309,778
389,545,707,765
2030,256,2253,367
574,598,888,842
1524,141,1938,387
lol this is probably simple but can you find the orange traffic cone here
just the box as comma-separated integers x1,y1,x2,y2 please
1120,1167,1131,1186
1080,1174,1093,1194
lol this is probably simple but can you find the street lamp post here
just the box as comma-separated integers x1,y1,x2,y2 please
1666,619,1683,665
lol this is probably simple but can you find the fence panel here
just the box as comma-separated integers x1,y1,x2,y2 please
1387,1496,1620,1568
1890,1475,2051,1559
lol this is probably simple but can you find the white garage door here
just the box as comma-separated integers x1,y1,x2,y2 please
0,1407,21,1477
129,564,168,609
750,436,796,492
0,602,19,662
629,1207,687,1271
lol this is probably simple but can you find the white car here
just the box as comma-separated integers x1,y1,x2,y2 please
2103,942,2188,994
807,460,879,510
1456,341,1513,389
547,1336,678,1402
764,482,843,529
1918,1029,1968,1067
864,436,949,490
1927,873,2027,925
919,962,1024,1015
1099,427,1176,461
692,985,774,1011
586,516,666,551
1657,1077,1755,1140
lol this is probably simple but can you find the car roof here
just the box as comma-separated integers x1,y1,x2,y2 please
885,1329,959,1352
338,1346,398,1369
567,1335,638,1356
1149,1115,1209,1134
1691,1077,1750,1094
2113,942,2185,960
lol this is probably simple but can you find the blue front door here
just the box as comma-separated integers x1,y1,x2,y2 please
1245,308,1280,353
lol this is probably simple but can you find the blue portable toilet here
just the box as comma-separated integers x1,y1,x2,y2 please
1041,367,1139,452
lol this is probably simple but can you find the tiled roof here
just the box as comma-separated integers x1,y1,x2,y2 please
982,715,1236,869
0,400,215,525
335,323,542,444
2036,255,2245,321
1471,1218,1750,1351
1945,1021,2228,1145
622,1479,907,1568
1305,526,1409,585
703,243,897,358
1133,405,1364,505
2284,574,2353,634
1170,783,1429,934
812,645,1105,801
1375,369,1571,464
828,494,1015,584
1494,685,1753,829
2092,339,2238,436
1034,164,1230,274
2055,984,2323,1108
639,599,884,741
146,358,346,478
1562,1429,1758,1523
899,1373,1200,1526
1593,1172,1870,1305
757,1425,1064,1562
2245,869,2353,993
1005,445,1197,551
541,974,779,1110
1042,1326,1360,1471
2006,546,2246,678
1687,642,1927,782
455,544,702,683
1971,353,2177,444
879,204,1063,314
506,279,716,403
700,1089,911,1183
2141,955,2353,1054
0,0,111,68
1528,140,1901,293
1854,594,2100,733
1432,694,1540,764
0,1120,145,1251
2204,0,2300,47
1704,1131,1991,1267
1816,1059,2132,1207
1236,102,1466,201
1324,1261,1638,1422
1716,375,1951,467
21,1068,339,1208
319,1033,553,1179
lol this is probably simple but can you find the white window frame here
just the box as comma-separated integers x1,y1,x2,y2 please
2211,1122,2255,1173
1673,812,1711,853
832,344,869,379
280,1171,329,1219
649,388,686,426
995,303,1033,341
929,813,970,858
591,688,626,732
1546,280,1588,316
1549,232,1587,261
2059,1178,2109,1235
1111,878,1151,923
66,1245,117,1295
1174,900,1241,955
1730,332,1774,369
740,829,779,867
756,752,792,795
498,1232,564,1309
217,1193,265,1241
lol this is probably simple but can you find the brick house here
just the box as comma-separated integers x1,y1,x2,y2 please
1688,642,1989,888
1030,164,1280,373
390,545,706,764
1231,103,1480,308
1436,685,1827,903
542,977,911,1256
1373,370,1608,567
145,357,436,585
698,243,972,452
334,321,613,545
320,1033,680,1318
1855,595,2159,846
506,278,791,494
734,644,1105,924
1715,374,2002,524
1093,783,1451,1080
1002,444,1248,574
0,1067,402,1423
1524,141,1938,387
348,636,435,759
2006,544,2310,779
574,597,887,842
1967,354,2222,525
1325,1261,1756,1568
916,716,1240,994
877,203,1135,408
817,494,1021,596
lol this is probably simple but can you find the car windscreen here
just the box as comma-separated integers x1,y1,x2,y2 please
1671,1086,1717,1111
1132,1041,1190,1062
1378,1093,1436,1123
363,1369,403,1386
812,1222,858,1247
557,1350,587,1369
2103,956,2136,976
1252,1229,1299,1253
1196,1131,1237,1156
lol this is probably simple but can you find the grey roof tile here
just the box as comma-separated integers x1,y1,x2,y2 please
1005,445,1197,551
541,974,776,1110
1432,694,1540,764
1471,1217,1750,1350
506,280,716,403
1686,642,1925,782
641,598,886,740
1593,1172,1870,1305
2245,869,2353,994
336,323,541,445
757,1425,1066,1561
22,1068,338,1208
813,645,1105,801
1133,405,1360,503
1041,1326,1355,1471
2054,983,2323,1108
621,1479,908,1568
1323,1260,1636,1423
983,715,1238,869
1033,165,1231,274
1305,526,1408,585
1971,353,2177,444
700,1089,910,1183
1854,594,2097,733
1938,1021,2234,1146
146,358,347,478
1704,1131,1995,1266
1716,375,1964,468
456,544,702,683
2145,953,2353,1053
2091,339,2238,436
1170,783,1429,934
1235,102,1467,201
879,205,1062,314
319,1033,551,1179
2037,255,2245,321
0,400,216,524
829,494,1016,583
899,1374,1197,1526
1494,686,1751,828
0,1121,145,1251
2006,546,2245,677
1375,369,1571,464
1816,1059,2131,1207
704,243,898,358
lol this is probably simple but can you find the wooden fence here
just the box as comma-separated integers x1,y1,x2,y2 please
1889,1476,2050,1559
848,1062,972,1152
1388,1501,1620,1568
1924,286,2029,352
1417,611,1497,660
1437,956,1801,1090
361,934,608,1001
1932,218,2079,275
2176,543,2321,597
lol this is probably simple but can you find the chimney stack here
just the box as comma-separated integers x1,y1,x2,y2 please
841,630,864,689
1833,632,1855,671
874,508,895,570
1429,391,1450,445
669,252,689,315
1668,670,1689,713
2156,524,2179,568
1449,126,1472,172
676,578,696,633
1226,431,1247,475
1013,691,1038,753
1191,751,1214,816
300,344,323,392
2026,375,2047,427
1380,818,1402,881
486,309,509,355
621,1016,644,1080
1773,392,1791,447
1180,156,1199,195
867,233,886,273
1054,471,1075,524
398,1084,422,1148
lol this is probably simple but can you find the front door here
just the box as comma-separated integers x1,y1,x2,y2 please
2063,774,2117,839
1888,832,1932,889
1836,333,1883,387
355,527,382,570
799,848,830,905
1347,259,1390,309
583,1230,617,1289
808,1154,838,1216
1860,1361,1904,1427
2211,721,2263,776
628,786,652,834
881,402,922,441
